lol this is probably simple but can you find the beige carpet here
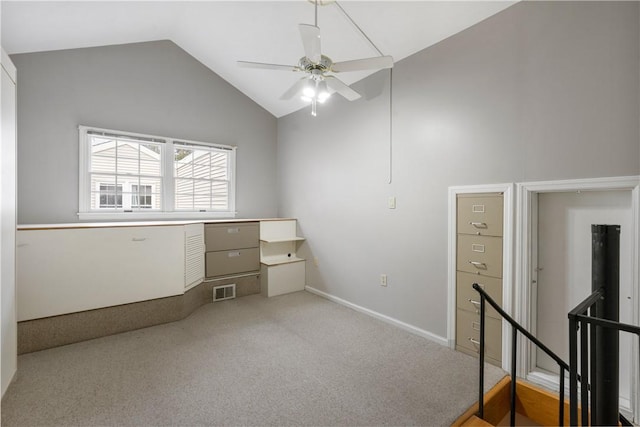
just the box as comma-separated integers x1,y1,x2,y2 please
1,291,505,426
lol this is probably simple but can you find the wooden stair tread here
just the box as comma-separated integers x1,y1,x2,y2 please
451,376,511,426
461,415,493,426
452,376,583,427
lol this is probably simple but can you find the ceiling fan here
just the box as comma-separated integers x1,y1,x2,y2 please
238,1,393,116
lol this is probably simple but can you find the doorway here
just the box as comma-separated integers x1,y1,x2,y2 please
516,177,639,422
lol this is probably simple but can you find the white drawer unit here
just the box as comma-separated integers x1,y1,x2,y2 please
260,260,306,298
259,219,306,297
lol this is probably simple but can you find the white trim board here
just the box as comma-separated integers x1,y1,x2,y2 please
304,286,448,347
515,175,640,422
447,183,515,373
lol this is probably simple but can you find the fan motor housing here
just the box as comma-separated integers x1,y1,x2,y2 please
299,55,333,72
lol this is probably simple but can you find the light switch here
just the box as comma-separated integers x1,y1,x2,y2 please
388,196,396,209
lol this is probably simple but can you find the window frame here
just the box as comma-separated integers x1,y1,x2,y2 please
78,125,237,220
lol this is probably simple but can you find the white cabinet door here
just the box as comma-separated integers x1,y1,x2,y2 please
17,226,185,321
1,48,18,397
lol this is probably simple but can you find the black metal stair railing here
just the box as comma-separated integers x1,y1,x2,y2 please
566,224,635,427
473,284,635,427
568,289,638,426
472,225,636,426
472,283,571,426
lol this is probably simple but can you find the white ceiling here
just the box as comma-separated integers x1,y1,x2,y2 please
1,1,516,118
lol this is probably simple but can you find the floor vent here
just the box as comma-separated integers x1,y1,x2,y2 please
213,284,236,302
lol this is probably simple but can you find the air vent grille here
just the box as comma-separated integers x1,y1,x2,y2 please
213,284,236,302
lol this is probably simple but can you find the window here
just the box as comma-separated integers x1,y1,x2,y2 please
99,184,122,208
174,143,230,211
131,185,153,209
79,126,236,219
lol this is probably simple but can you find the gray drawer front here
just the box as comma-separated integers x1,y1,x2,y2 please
206,248,260,277
205,222,259,251
457,194,503,237
456,272,502,320
456,234,503,278
456,308,502,362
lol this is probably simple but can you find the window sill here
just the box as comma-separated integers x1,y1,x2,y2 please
77,211,237,221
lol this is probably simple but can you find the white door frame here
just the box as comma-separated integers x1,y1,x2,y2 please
515,175,640,421
448,183,515,372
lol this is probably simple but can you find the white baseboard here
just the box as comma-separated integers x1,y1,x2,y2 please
305,286,448,347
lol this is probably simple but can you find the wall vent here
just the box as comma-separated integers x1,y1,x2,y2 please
213,284,236,302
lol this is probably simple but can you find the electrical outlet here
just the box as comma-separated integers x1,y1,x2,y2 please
380,274,387,287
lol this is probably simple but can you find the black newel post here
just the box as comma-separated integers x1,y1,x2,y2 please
591,224,620,426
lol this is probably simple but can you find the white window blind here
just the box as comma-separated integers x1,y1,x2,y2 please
173,142,231,212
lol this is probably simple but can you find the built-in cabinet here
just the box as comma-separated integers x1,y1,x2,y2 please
1,48,18,397
15,219,305,354
455,193,504,366
260,219,306,297
17,225,192,321
204,222,259,279
16,219,299,322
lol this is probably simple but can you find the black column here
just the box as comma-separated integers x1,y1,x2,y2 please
591,224,620,426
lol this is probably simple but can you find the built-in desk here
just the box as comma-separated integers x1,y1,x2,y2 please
16,218,300,353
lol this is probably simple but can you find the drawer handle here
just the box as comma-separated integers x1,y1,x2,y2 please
468,338,481,346
468,261,487,269
468,299,481,314
228,251,241,257
469,221,487,228
132,237,147,242
227,228,240,234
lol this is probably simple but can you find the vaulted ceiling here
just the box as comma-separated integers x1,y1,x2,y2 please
2,1,516,117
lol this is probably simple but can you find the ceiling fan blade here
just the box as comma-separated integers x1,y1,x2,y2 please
331,56,394,73
324,76,361,101
299,24,321,63
280,78,309,100
238,61,300,72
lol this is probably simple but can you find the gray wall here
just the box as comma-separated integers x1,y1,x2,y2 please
12,40,278,224
277,2,640,338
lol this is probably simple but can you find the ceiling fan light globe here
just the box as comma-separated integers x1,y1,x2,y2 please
317,92,330,103
316,80,330,103
302,86,316,98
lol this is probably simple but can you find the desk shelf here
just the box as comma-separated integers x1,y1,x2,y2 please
259,220,306,297
260,237,305,243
